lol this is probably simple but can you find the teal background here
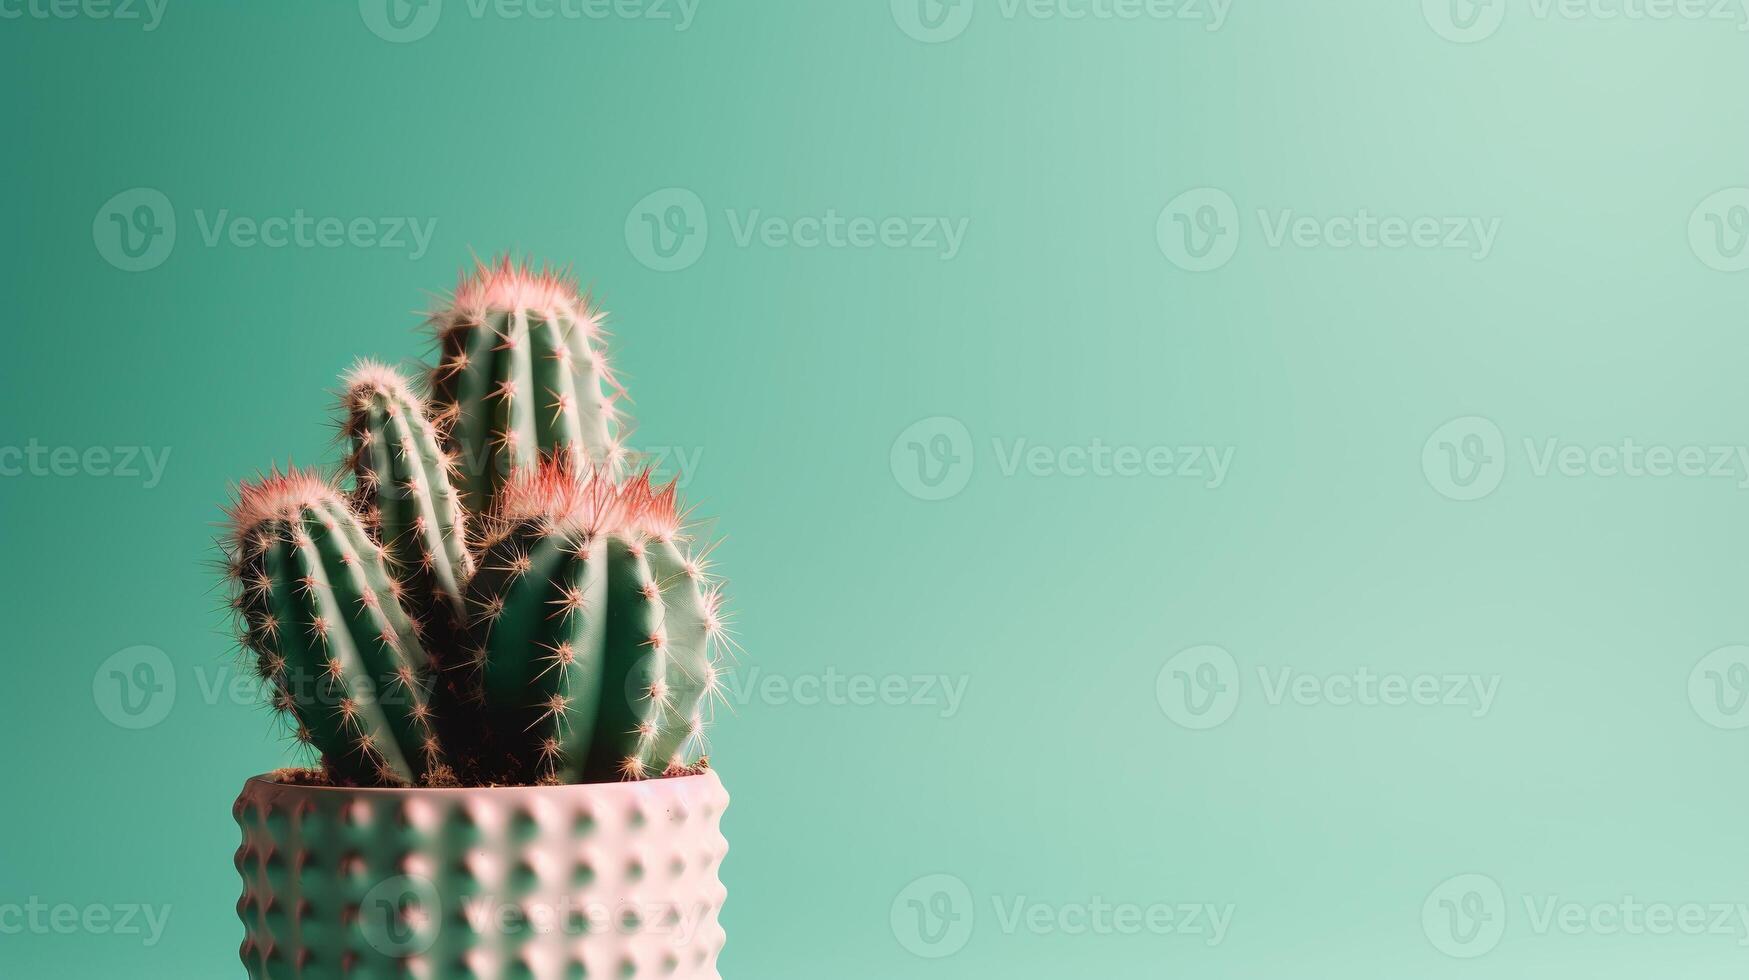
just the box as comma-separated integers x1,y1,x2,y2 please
4,1,1749,976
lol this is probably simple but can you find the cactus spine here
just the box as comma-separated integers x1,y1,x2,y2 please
225,471,443,787
429,258,627,516
460,465,724,785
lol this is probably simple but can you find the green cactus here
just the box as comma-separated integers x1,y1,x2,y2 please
457,464,725,785
219,257,727,789
340,360,474,635
428,258,628,515
224,471,444,787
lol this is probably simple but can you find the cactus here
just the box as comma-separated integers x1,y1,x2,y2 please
223,470,444,787
217,257,729,789
456,463,726,785
340,360,474,637
427,258,628,515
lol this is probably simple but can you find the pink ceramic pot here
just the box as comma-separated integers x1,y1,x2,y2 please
233,771,729,979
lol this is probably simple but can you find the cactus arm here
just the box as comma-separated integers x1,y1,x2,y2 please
343,363,473,626
287,523,419,785
246,531,375,786
429,259,628,515
306,502,440,781
227,473,440,786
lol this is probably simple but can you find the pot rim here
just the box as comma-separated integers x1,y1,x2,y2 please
239,769,722,796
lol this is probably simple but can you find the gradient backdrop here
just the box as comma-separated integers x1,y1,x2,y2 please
4,1,1749,977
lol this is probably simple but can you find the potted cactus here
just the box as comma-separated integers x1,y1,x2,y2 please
219,259,732,979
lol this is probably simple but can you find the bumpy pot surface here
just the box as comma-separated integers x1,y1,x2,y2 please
233,771,729,979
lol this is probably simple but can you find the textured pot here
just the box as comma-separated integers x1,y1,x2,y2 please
233,771,729,979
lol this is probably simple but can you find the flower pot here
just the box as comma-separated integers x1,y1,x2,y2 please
233,771,729,979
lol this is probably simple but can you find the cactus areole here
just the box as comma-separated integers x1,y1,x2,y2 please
218,259,734,978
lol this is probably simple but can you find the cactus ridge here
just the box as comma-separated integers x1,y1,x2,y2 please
218,257,727,788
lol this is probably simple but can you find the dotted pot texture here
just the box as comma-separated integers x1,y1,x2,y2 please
233,771,730,979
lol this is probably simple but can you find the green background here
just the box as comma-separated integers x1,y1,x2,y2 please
4,0,1748,976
